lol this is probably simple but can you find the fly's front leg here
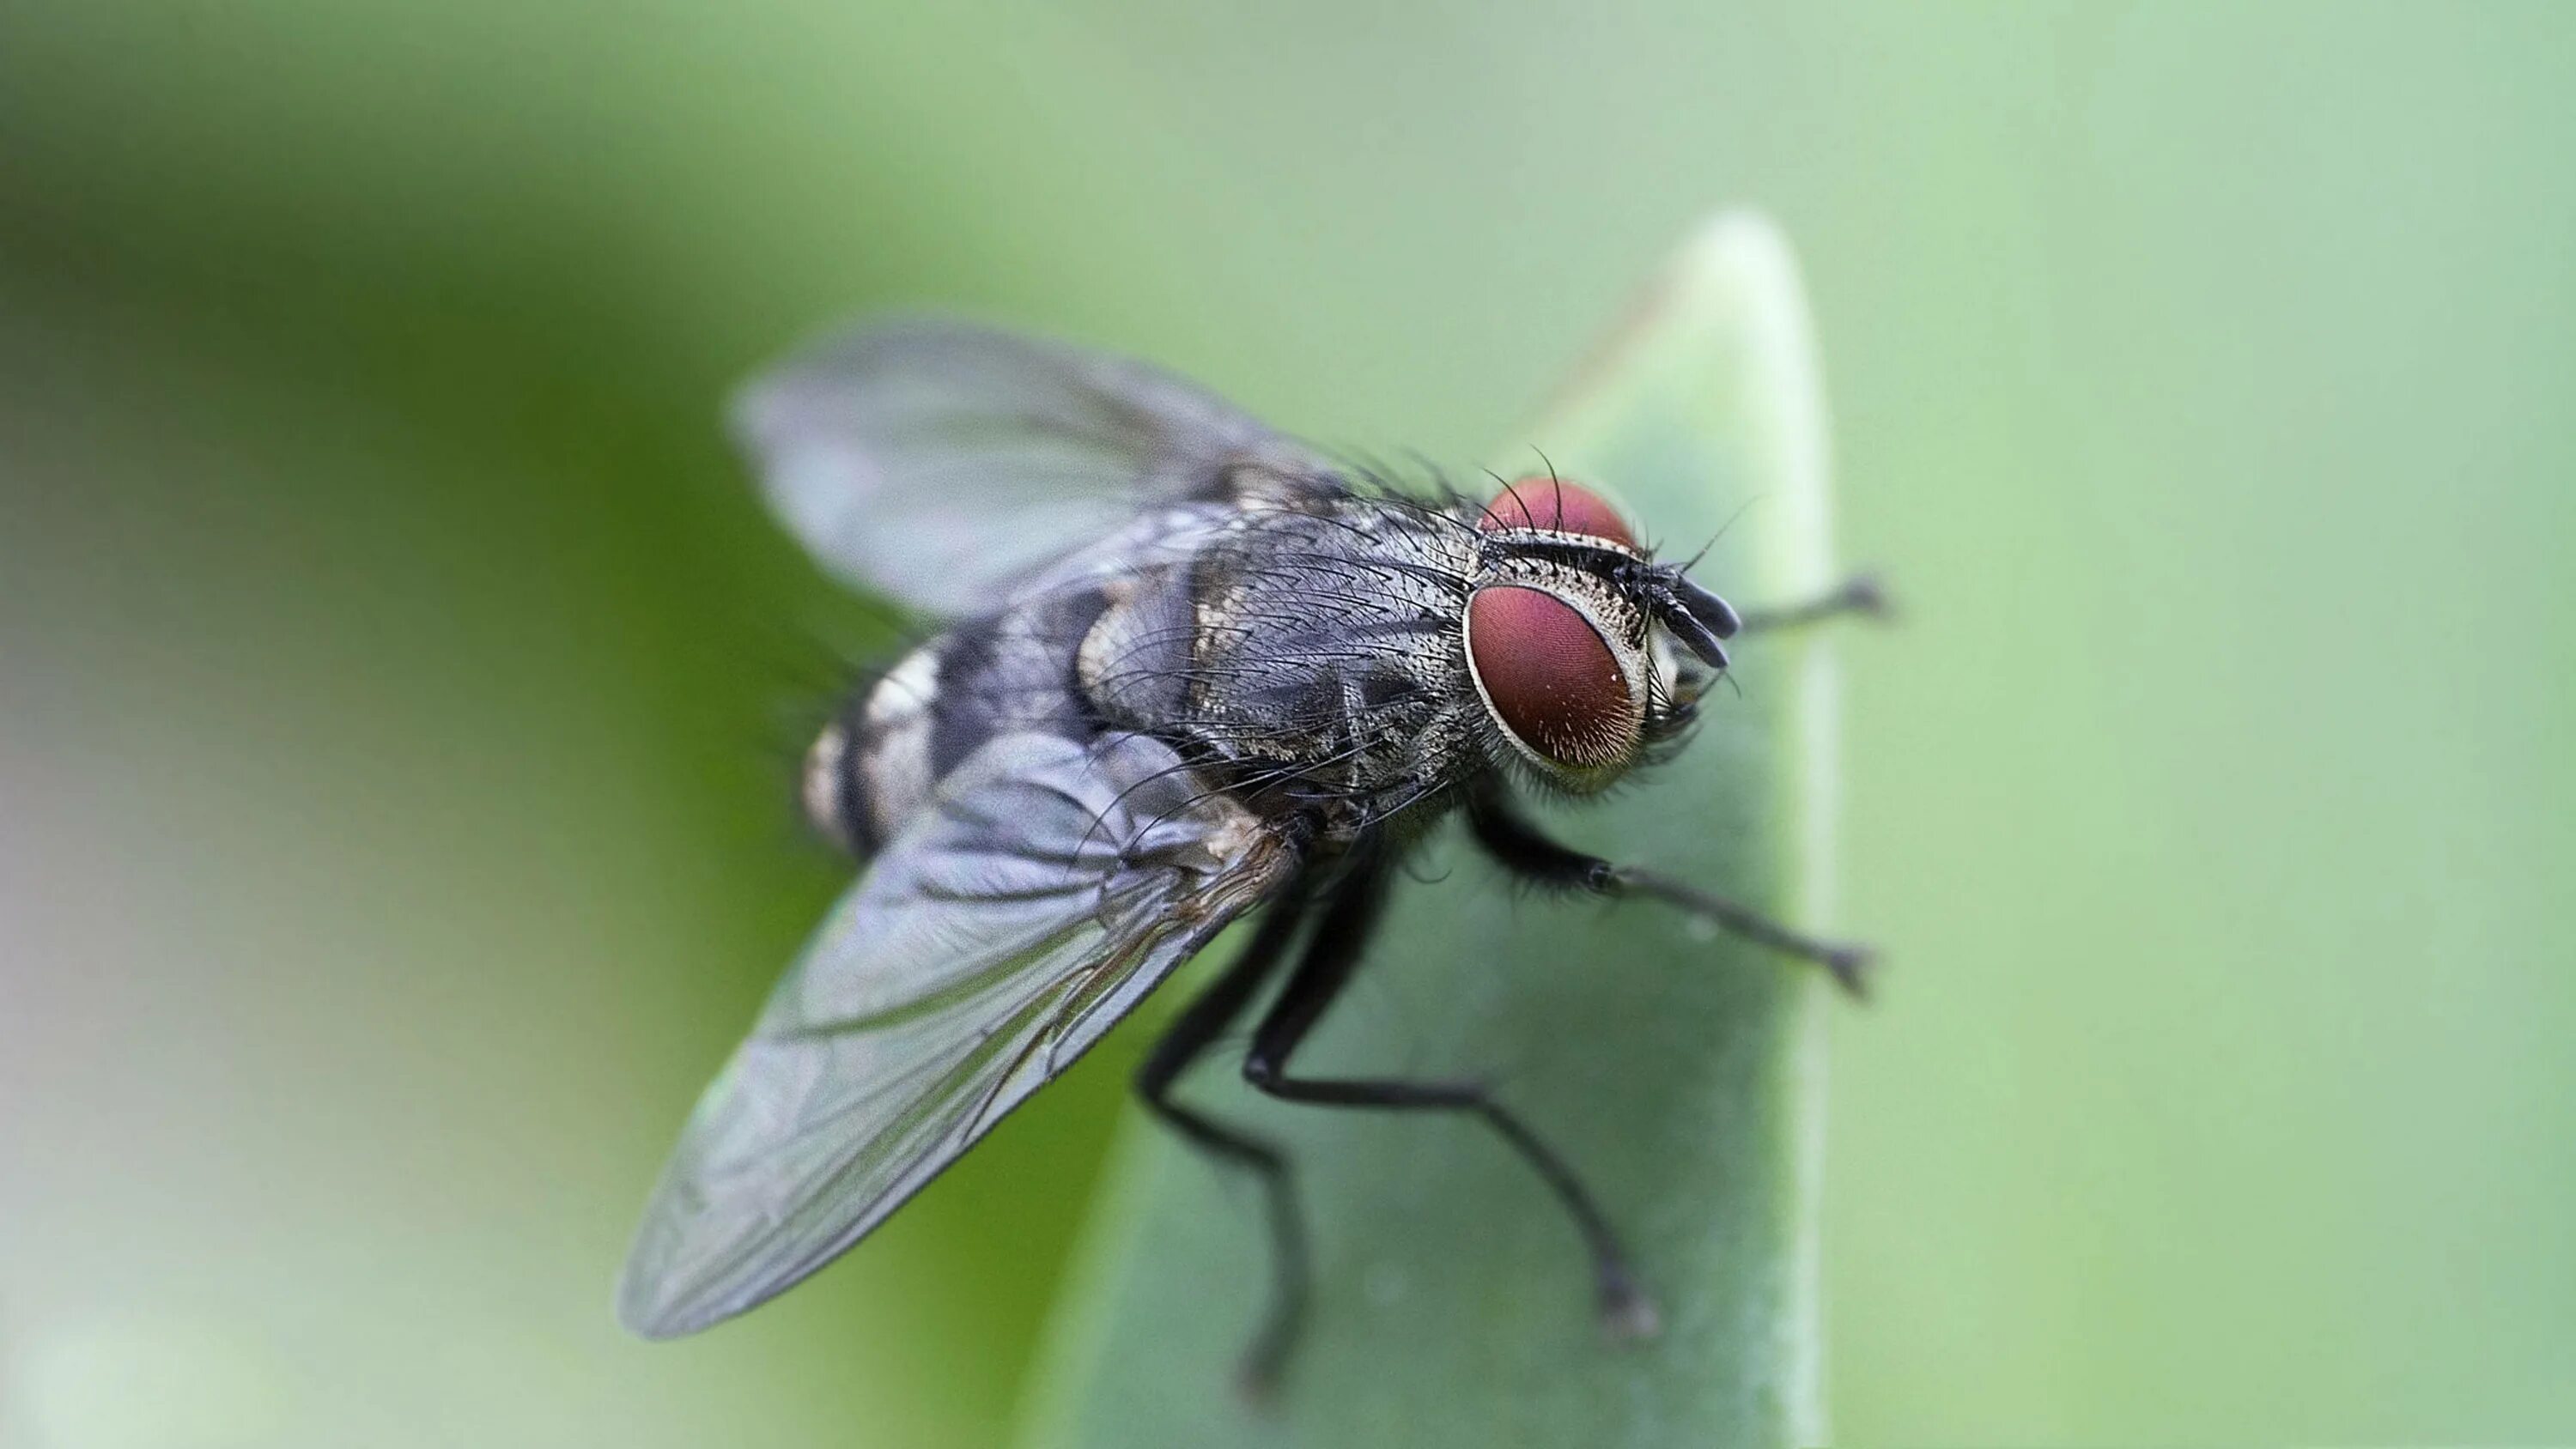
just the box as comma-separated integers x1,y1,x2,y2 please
1733,572,1891,634
1237,852,1662,1345
1466,785,1877,997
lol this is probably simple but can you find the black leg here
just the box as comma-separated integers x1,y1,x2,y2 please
1465,785,1877,997
1236,856,1662,1343
1134,892,1315,1399
1734,571,1890,634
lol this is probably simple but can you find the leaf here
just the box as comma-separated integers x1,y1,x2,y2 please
1014,212,1848,1449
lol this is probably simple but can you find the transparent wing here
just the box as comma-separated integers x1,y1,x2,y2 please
734,318,1320,615
618,730,1293,1338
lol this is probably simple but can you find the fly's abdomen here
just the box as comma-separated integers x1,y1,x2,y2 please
804,644,937,854
807,589,1110,853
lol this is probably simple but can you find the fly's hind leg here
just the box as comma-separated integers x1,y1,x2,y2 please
1134,895,1315,1401
1466,785,1877,997
1236,852,1662,1343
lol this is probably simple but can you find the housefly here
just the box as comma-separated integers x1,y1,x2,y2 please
617,320,1882,1390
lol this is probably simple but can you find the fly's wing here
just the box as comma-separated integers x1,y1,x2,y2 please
618,730,1292,1339
734,319,1325,615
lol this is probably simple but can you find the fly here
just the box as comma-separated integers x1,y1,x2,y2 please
617,319,1884,1391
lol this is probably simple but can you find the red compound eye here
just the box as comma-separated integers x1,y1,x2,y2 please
1478,476,1636,549
1465,585,1641,771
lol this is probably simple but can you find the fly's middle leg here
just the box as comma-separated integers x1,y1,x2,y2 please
1236,854,1662,1344
1466,785,1877,997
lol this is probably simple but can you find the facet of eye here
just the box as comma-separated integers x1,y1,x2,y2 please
1477,476,1637,549
1464,585,1641,771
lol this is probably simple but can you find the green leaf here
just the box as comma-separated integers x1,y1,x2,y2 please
1015,212,1848,1449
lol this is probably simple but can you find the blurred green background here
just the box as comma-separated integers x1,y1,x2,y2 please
3,3,2570,1445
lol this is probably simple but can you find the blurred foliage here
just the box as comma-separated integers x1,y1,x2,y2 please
3,3,2573,1446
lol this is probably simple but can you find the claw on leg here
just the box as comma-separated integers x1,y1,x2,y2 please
1597,1266,1664,1343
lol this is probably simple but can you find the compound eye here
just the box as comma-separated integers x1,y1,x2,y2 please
1465,585,1642,772
1479,476,1637,549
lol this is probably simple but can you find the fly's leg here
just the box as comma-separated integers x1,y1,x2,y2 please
1733,572,1890,634
1466,786,1877,997
1236,856,1662,1344
1135,894,1315,1402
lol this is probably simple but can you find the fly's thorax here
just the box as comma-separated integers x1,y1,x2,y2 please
1076,567,1199,727
1087,499,1486,829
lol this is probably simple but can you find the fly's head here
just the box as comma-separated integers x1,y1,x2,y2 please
1458,476,1739,796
